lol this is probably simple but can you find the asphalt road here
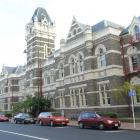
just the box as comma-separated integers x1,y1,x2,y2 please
0,122,140,140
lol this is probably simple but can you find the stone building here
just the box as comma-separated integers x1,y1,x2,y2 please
0,7,140,117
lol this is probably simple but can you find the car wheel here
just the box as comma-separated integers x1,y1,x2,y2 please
98,123,105,130
114,126,118,130
22,120,26,124
14,120,17,124
50,121,54,127
79,122,84,129
39,120,43,126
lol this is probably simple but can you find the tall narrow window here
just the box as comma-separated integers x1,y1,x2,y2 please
60,91,65,108
99,83,110,106
131,54,139,70
70,57,75,74
70,89,76,107
77,54,84,73
134,25,140,40
50,70,54,83
99,48,106,67
59,63,64,79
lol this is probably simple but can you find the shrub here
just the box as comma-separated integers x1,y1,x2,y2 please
98,112,118,118
4,112,12,118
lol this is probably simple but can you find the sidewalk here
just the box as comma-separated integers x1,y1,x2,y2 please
68,120,140,130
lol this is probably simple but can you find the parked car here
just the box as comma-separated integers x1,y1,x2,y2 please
37,112,69,126
78,111,121,130
13,113,35,124
0,114,9,122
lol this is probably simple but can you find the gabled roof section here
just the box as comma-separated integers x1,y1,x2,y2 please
67,16,86,40
92,20,123,32
32,7,52,24
120,16,140,36
15,66,25,74
2,65,25,75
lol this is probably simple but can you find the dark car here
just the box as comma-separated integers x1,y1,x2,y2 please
0,114,9,122
37,112,69,126
14,113,35,124
78,111,121,130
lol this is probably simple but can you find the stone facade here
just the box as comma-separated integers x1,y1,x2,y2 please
0,8,140,118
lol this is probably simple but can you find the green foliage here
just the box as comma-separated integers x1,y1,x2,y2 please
98,112,118,118
114,82,140,105
13,96,52,117
114,82,131,104
4,112,12,118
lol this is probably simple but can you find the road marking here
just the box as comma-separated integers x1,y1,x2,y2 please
0,129,49,140
104,130,127,133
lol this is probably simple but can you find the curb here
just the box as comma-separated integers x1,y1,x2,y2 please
68,123,140,131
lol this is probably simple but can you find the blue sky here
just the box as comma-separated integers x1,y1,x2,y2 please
0,0,140,71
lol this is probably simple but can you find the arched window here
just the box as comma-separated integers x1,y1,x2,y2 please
43,71,50,85
134,25,140,40
50,70,54,83
59,63,64,79
77,53,84,73
95,44,106,69
99,48,106,68
69,57,76,74
127,46,139,71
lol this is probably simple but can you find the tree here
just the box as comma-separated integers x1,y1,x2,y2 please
13,96,52,117
114,82,140,116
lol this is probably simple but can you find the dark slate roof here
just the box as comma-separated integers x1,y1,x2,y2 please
92,20,123,32
32,7,52,23
5,66,17,74
120,26,129,35
4,66,25,74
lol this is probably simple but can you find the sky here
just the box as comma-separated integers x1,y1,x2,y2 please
0,0,140,71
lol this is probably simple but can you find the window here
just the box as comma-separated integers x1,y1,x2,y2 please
99,83,110,106
50,70,54,83
59,91,65,108
134,25,140,40
73,29,76,35
70,57,76,74
77,54,84,73
44,72,50,85
70,89,76,107
131,54,139,70
95,45,106,69
99,48,106,67
79,88,86,107
59,63,64,79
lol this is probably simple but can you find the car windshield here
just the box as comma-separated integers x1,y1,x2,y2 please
23,114,30,118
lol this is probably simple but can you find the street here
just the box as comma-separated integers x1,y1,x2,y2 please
0,122,140,140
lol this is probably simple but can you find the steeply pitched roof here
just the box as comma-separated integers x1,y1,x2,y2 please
4,66,17,74
32,7,52,23
92,20,123,32
4,66,25,75
120,26,129,35
120,16,140,36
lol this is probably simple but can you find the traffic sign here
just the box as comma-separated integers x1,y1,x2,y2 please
128,90,136,96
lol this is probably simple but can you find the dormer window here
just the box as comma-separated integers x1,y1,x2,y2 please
77,28,82,33
73,29,77,35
